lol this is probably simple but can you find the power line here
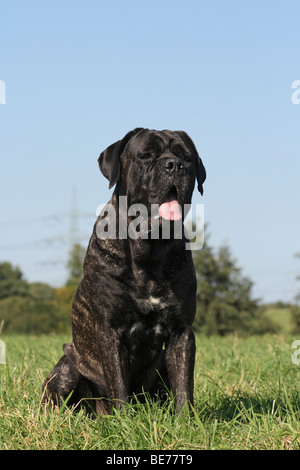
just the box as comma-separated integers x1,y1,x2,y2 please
70,187,79,248
0,211,95,228
0,189,96,251
0,233,91,251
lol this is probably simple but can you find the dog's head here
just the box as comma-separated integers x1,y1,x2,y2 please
98,128,206,221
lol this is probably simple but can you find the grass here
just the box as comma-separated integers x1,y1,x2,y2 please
1,332,300,450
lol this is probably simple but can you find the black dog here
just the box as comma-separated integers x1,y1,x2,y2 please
41,128,206,414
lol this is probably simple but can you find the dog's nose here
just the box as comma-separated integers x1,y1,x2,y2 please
162,157,185,174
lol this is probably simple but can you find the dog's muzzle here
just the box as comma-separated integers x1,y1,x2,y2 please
162,157,186,175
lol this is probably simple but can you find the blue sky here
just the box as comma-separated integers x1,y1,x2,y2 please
1,0,300,302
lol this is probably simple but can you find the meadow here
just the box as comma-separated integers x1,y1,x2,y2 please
1,325,300,451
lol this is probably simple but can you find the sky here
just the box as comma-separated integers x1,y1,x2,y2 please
0,0,300,303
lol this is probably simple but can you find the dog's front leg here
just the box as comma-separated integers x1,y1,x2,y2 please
95,322,128,412
165,327,196,412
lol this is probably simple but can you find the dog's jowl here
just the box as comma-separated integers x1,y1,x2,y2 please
41,128,206,414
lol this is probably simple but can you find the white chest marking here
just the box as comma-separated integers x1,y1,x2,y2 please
149,296,160,305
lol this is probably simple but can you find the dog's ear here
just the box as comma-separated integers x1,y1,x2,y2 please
195,155,206,195
175,131,206,195
98,128,145,189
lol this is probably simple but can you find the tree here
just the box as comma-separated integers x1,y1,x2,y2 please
29,282,55,300
0,262,29,299
51,243,87,332
193,237,277,335
0,261,70,334
66,244,86,287
0,295,69,334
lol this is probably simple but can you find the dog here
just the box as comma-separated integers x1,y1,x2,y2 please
41,128,206,415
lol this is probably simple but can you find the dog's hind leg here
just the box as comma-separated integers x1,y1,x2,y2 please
41,354,81,407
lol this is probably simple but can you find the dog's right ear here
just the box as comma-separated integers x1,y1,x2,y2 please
175,130,206,195
98,128,145,189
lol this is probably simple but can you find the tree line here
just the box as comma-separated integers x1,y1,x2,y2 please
1,237,300,335
0,244,85,334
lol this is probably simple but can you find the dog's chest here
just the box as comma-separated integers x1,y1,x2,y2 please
124,278,179,341
134,293,167,314
124,294,169,350
131,275,175,315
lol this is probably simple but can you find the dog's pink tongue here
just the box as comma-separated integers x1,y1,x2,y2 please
159,196,182,221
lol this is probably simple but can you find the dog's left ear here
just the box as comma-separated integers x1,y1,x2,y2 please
98,128,145,189
175,131,206,195
195,155,206,196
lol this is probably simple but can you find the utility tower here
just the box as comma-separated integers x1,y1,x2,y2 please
69,187,80,249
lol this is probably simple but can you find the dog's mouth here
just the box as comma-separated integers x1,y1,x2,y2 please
158,186,182,221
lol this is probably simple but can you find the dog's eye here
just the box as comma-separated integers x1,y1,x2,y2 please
182,154,192,163
138,153,152,160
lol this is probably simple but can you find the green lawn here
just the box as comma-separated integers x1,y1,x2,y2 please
0,333,300,450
